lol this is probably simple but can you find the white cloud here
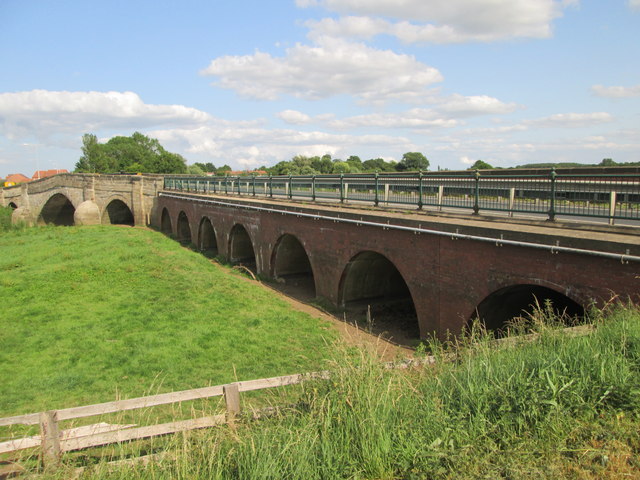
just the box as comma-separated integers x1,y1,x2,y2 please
328,110,459,129
301,0,577,43
436,94,518,116
281,94,517,130
525,112,613,128
277,110,313,124
0,90,210,139
152,123,413,168
200,37,442,104
630,0,640,10
591,84,640,98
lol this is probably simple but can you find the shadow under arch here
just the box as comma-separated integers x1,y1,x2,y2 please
102,199,134,226
7,202,17,209
470,284,585,336
229,224,256,269
339,250,420,342
160,208,172,235
176,211,192,245
198,216,218,257
271,233,316,301
38,193,75,226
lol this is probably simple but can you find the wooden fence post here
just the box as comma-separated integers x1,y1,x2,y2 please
39,411,61,470
223,383,241,422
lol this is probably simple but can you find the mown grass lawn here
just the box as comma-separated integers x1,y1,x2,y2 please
0,224,336,416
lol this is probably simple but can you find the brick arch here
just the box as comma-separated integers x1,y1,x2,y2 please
228,223,256,267
270,233,316,299
37,192,76,226
7,202,18,209
468,282,586,335
338,250,420,339
160,207,172,234
176,210,192,244
197,216,219,256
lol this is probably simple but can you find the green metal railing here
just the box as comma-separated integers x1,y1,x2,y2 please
163,170,640,224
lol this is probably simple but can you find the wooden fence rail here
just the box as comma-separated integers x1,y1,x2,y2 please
0,371,327,470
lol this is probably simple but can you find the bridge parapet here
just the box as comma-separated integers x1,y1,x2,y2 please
163,168,640,227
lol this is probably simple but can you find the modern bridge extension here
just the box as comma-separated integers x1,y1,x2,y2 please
157,190,640,340
3,172,639,341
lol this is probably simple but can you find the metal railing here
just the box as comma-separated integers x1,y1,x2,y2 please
163,170,640,224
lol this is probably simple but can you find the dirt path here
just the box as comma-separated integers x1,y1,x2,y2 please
252,275,416,363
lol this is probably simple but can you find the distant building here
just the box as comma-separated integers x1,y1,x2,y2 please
32,169,68,180
3,173,32,187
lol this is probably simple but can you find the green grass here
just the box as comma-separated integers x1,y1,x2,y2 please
0,224,336,416
53,305,640,479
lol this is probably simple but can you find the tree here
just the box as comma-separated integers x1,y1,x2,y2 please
311,156,333,174
362,158,396,172
74,132,187,174
75,134,117,173
599,158,617,167
468,160,493,170
396,152,429,172
187,164,205,175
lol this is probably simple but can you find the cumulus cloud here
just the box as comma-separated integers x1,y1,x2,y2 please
0,90,210,139
200,37,442,104
591,84,640,98
283,94,517,130
301,0,577,43
152,124,412,167
277,110,313,124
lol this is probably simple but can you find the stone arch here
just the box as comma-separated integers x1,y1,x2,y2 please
102,198,134,226
198,216,218,257
160,208,172,234
228,224,256,267
176,211,192,244
7,202,18,209
271,233,316,300
38,193,75,226
338,251,419,340
469,284,585,335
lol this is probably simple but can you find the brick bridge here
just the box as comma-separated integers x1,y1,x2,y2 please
3,173,639,339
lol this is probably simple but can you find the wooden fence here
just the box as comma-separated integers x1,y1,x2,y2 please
0,325,590,474
0,372,328,471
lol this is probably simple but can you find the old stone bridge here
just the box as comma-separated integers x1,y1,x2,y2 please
3,173,639,339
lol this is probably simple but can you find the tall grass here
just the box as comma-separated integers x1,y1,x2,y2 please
64,305,640,479
0,205,15,231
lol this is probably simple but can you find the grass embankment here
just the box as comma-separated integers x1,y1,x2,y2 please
0,222,336,416
69,306,639,479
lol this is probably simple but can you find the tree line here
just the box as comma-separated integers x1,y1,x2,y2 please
74,132,635,176
190,152,429,176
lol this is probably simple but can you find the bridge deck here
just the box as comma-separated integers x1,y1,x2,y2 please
162,191,640,257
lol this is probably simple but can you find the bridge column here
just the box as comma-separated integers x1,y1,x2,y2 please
82,175,96,201
131,176,149,226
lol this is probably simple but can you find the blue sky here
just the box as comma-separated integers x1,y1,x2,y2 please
1,0,639,177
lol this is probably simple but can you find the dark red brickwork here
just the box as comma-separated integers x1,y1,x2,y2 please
157,194,639,338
